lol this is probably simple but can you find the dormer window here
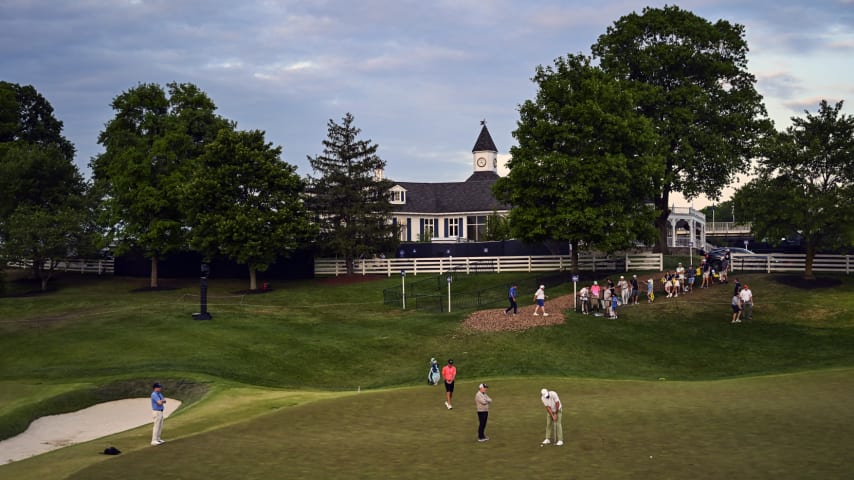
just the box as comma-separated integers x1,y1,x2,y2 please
389,186,407,204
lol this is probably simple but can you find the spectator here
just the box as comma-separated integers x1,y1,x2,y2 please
739,284,754,320
579,285,590,314
701,259,712,288
590,281,601,313
686,267,695,293
603,284,612,316
533,285,548,316
731,291,742,323
504,283,518,316
618,276,630,305
630,275,640,305
646,278,655,303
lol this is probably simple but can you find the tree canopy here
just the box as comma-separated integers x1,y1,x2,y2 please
184,128,315,290
91,82,232,287
0,82,92,290
734,100,854,279
494,54,661,271
307,113,399,274
591,5,771,253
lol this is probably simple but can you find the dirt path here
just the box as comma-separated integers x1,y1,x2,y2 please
461,293,577,332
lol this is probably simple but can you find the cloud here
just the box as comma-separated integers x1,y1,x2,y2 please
756,70,805,98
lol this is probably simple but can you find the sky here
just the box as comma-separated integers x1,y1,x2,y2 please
2,0,853,208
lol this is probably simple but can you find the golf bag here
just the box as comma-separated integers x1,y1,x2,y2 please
427,357,441,385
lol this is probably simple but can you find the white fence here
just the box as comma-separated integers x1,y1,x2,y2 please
731,253,852,274
5,258,115,275
315,253,663,277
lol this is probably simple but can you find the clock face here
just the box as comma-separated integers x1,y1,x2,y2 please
476,157,486,167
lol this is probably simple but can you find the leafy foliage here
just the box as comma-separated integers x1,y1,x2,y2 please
0,83,92,290
494,54,660,270
591,5,771,252
734,100,854,278
307,113,399,273
185,128,316,290
91,82,232,287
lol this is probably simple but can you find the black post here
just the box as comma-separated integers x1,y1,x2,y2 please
193,263,213,320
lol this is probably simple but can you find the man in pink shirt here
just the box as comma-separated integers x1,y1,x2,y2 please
442,359,457,409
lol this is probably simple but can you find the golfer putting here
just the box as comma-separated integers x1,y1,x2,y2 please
540,388,563,446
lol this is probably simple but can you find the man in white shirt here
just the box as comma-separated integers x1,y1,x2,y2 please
739,284,754,320
540,388,564,446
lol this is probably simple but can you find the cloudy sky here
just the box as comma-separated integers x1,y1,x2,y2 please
2,0,853,207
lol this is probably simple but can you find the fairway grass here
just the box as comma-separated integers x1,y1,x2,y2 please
2,371,852,479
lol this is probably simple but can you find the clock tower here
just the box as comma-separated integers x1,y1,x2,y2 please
472,120,498,173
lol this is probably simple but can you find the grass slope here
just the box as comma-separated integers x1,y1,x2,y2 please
0,271,852,478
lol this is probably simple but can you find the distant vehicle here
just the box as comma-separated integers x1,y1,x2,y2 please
706,247,777,271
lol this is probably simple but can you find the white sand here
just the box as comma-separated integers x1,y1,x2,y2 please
0,397,181,464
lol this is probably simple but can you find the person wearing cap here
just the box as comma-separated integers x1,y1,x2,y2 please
532,285,548,316
590,281,601,312
630,274,639,305
442,359,457,409
475,383,492,442
540,388,564,446
150,382,166,446
504,283,518,316
618,275,630,306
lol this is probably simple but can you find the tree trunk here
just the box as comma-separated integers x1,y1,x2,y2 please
41,275,49,292
346,256,355,275
150,256,159,289
654,212,671,254
804,242,816,280
570,240,580,274
653,195,671,255
249,265,257,291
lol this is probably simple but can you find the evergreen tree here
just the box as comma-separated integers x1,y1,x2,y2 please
307,113,399,274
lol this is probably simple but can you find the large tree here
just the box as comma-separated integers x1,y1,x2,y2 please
494,54,661,272
734,100,854,279
0,83,92,290
91,82,231,288
185,128,315,290
307,113,399,274
0,81,75,160
591,5,771,253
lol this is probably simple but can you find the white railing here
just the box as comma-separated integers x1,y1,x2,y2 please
315,253,663,276
6,258,115,275
730,253,851,274
706,222,752,234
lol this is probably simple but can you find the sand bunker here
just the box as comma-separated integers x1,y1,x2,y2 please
0,397,180,464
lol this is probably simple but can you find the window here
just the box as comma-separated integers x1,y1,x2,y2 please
423,218,435,240
467,215,487,241
389,187,406,204
448,218,459,237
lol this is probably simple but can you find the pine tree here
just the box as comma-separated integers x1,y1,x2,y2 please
307,113,399,274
